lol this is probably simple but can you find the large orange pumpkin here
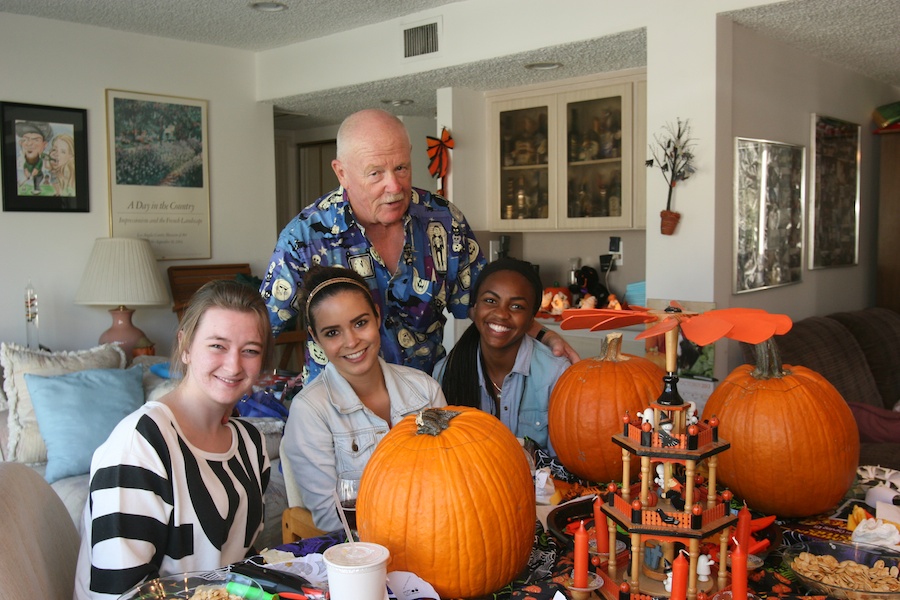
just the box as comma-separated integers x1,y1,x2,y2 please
549,333,665,483
701,338,859,517
356,407,535,599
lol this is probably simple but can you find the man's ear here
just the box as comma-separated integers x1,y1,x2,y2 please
332,159,347,188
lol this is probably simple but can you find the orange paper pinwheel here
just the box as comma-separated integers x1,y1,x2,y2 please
559,301,792,346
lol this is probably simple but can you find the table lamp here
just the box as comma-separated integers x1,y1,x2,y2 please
75,237,172,360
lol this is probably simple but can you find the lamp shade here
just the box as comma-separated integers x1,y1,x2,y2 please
75,238,171,306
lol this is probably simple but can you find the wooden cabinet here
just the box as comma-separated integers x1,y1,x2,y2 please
487,73,645,231
877,134,900,313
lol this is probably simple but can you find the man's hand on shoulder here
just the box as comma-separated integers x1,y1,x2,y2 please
530,322,581,364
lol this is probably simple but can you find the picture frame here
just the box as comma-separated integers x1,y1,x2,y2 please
809,114,860,269
106,89,210,260
1,101,89,212
733,137,805,294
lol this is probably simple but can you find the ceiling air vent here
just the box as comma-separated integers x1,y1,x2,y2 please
403,21,439,58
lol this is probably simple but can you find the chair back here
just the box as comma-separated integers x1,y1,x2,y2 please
279,438,326,543
0,462,80,600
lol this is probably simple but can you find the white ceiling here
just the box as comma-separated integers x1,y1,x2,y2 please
1,0,897,129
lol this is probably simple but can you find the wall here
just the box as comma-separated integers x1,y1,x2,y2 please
716,22,900,373
0,15,277,354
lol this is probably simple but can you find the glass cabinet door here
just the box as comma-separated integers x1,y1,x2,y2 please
491,95,557,230
558,84,632,229
500,106,549,220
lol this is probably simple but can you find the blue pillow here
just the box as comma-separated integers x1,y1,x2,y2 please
25,366,144,484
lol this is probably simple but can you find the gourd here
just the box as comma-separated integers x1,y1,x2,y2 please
701,338,859,517
549,333,665,483
356,407,535,599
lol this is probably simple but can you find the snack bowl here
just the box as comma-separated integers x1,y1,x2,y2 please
118,570,262,599
782,540,900,600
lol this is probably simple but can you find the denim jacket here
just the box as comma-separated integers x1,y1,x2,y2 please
281,358,446,531
433,335,570,453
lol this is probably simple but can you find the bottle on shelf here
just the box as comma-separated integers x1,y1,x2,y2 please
25,280,39,349
537,112,549,164
581,117,601,161
504,177,515,220
575,183,591,218
529,170,542,218
611,108,623,158
608,169,622,216
568,108,581,162
597,187,609,218
516,175,528,219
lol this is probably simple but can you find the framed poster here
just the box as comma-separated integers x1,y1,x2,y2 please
1,101,89,212
733,137,805,294
106,89,210,259
809,114,860,269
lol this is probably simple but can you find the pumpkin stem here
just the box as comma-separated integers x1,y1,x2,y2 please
415,408,462,436
750,338,791,380
602,332,629,362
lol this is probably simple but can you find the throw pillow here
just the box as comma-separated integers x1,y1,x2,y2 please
25,366,144,484
0,343,126,464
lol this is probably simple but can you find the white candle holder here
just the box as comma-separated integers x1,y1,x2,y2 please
565,570,603,600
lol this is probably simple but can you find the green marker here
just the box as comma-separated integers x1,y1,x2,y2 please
225,581,276,600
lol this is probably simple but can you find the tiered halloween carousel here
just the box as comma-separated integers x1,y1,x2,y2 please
553,303,793,600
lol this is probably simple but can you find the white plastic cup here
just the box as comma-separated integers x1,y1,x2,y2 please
323,542,391,600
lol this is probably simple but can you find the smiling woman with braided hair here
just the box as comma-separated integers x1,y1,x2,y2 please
433,257,571,453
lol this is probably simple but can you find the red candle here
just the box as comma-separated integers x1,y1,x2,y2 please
574,520,589,588
594,496,609,554
731,538,748,600
671,551,688,600
736,503,752,550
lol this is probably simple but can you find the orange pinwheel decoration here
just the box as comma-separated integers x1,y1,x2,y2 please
426,127,454,195
559,301,792,347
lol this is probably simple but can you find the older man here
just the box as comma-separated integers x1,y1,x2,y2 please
16,121,51,195
261,108,575,382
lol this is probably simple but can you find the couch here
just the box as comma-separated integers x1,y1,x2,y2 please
0,343,288,551
740,307,900,470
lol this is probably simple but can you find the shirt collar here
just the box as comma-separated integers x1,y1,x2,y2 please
476,336,534,384
322,358,431,419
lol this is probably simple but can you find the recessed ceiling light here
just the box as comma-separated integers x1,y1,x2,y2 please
524,62,563,71
250,1,287,12
381,99,414,107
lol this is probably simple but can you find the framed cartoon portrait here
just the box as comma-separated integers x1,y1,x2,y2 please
809,114,860,269
105,89,210,260
1,101,89,212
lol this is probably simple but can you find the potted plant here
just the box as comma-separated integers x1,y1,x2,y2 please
647,118,696,235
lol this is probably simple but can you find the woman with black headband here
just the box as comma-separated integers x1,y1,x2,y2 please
433,257,571,453
280,265,447,531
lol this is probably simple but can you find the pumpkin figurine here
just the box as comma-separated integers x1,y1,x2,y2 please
356,407,535,599
701,337,860,517
549,332,665,483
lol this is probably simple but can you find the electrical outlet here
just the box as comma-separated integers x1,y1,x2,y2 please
610,241,624,267
489,239,501,262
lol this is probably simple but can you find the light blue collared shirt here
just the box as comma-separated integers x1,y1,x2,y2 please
434,335,570,453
